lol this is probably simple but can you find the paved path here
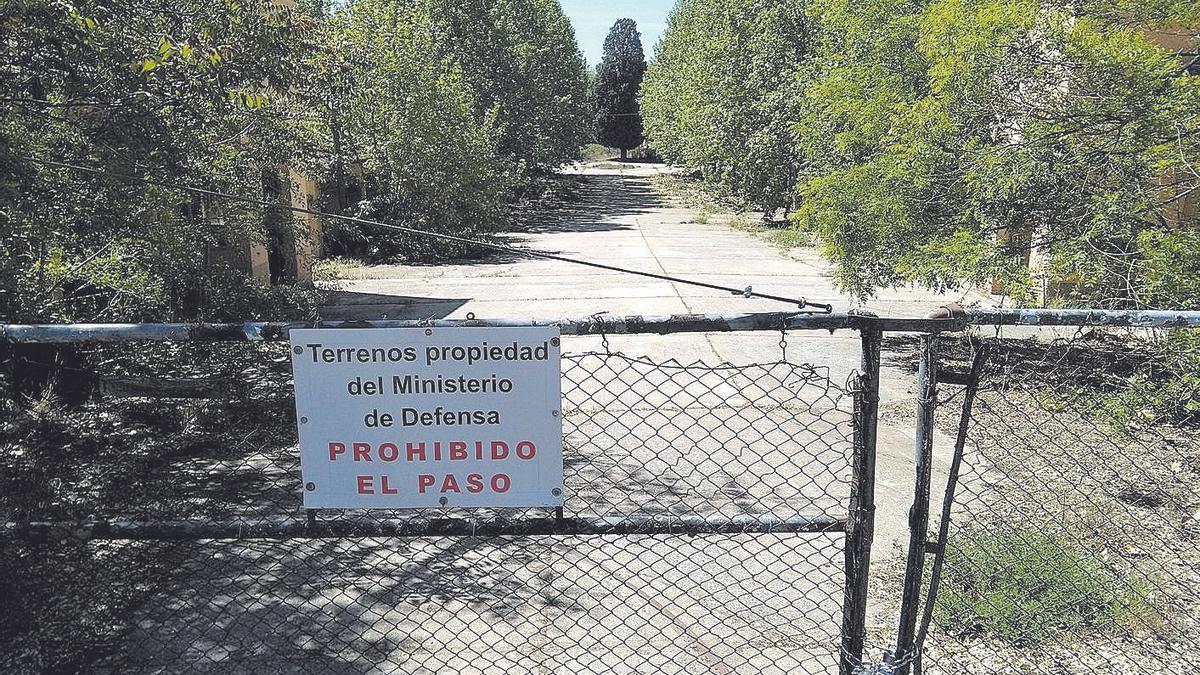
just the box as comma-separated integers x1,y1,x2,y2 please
325,163,972,339
324,163,986,547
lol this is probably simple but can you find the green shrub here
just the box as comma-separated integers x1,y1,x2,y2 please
1101,331,1200,428
936,525,1158,645
421,0,591,172
1021,332,1200,432
197,268,326,321
726,214,752,231
642,0,809,216
768,227,816,248
582,144,618,162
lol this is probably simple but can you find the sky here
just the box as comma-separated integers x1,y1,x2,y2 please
559,0,676,67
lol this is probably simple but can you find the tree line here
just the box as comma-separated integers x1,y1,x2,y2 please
642,0,1200,308
0,0,591,323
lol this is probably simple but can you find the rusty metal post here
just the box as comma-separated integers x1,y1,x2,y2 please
841,319,881,675
912,343,990,675
894,334,939,674
0,335,11,407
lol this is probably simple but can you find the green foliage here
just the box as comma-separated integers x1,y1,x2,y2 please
310,0,593,260
1,0,595,320
317,0,512,260
582,143,618,161
937,525,1159,644
642,0,810,215
646,0,1200,306
595,19,646,153
1046,331,1200,430
0,0,321,322
795,0,1200,304
421,0,591,172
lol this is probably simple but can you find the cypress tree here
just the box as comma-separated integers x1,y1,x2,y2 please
595,18,646,159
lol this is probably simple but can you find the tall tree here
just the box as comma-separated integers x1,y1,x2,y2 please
595,18,646,158
421,0,591,172
0,0,321,323
318,0,512,261
642,0,811,216
795,0,1200,306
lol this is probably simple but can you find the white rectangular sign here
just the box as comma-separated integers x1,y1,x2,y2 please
290,327,563,508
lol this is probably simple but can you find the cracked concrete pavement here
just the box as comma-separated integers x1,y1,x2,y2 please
323,163,988,555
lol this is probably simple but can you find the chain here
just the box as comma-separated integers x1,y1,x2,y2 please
837,642,922,675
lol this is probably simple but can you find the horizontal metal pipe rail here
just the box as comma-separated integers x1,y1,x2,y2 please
5,308,1200,344
0,312,846,342
963,308,1200,328
2,513,845,541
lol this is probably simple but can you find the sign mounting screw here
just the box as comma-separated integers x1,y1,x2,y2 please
552,488,562,496
300,416,308,424
305,482,316,491
438,496,448,506
293,346,303,354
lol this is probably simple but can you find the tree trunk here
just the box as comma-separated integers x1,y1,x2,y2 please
621,147,627,160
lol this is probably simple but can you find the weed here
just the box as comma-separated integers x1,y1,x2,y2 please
1018,331,1200,433
312,257,366,283
651,174,731,212
727,214,753,230
768,227,816,248
936,525,1159,645
582,143,617,162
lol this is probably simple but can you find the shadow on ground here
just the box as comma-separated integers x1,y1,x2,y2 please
1,347,852,673
321,292,470,321
513,173,665,235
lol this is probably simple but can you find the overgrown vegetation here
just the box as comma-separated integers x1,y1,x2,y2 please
1016,330,1200,431
0,0,591,323
643,0,1200,308
1,1,320,323
1091,342,1200,429
0,340,299,669
936,525,1160,645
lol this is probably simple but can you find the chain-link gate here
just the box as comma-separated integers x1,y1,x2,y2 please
879,309,1200,675
0,312,875,674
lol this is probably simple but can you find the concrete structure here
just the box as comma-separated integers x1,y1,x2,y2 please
207,0,323,285
1148,27,1200,229
284,169,322,284
206,169,322,285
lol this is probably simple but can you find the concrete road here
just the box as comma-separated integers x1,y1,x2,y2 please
324,163,987,550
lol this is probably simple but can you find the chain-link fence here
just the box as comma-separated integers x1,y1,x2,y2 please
6,310,1200,674
899,321,1200,675
0,317,857,674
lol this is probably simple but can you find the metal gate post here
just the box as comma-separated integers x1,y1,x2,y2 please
841,319,881,675
893,334,939,674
